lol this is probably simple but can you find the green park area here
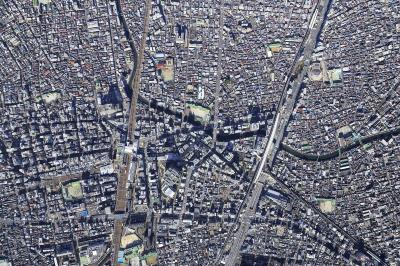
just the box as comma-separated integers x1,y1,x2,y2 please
35,91,61,104
62,181,83,201
33,0,52,6
267,43,282,53
328,68,343,83
79,255,91,266
317,198,336,214
143,252,157,265
186,103,210,123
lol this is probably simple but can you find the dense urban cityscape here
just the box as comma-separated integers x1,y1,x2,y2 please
0,0,399,265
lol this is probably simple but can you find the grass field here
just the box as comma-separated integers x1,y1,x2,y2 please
62,181,83,201
317,198,336,213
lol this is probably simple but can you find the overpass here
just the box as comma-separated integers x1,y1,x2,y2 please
264,0,333,169
218,0,336,264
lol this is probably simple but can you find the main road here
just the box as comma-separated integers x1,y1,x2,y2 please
219,0,387,264
218,0,333,265
222,176,266,266
212,0,225,146
264,0,333,170
270,169,388,266
111,0,152,265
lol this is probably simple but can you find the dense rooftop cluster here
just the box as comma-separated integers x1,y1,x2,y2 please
134,0,318,133
0,168,118,265
285,0,400,153
240,181,375,265
274,133,400,263
1,0,399,265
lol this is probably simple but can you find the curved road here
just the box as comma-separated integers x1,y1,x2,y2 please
282,126,400,161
